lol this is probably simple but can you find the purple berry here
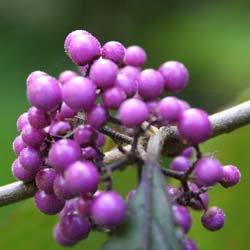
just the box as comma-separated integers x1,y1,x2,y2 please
86,105,107,129
192,192,209,210
166,186,181,201
12,159,36,182
35,190,65,215
19,147,42,172
221,165,241,188
194,158,223,187
17,112,29,132
26,71,48,87
137,69,164,100
59,199,77,218
53,174,75,200
201,206,225,231
184,238,198,250
96,132,106,148
75,197,92,218
49,121,71,137
60,211,90,241
115,73,136,98
62,76,96,111
102,41,125,64
73,125,95,147
91,191,126,228
65,161,99,196
27,75,61,112
59,70,78,85
90,58,118,88
21,124,45,148
28,107,50,129
159,61,189,92
178,108,212,145
172,205,192,233
119,98,149,127
13,135,27,155
119,65,140,80
48,139,81,172
171,156,191,172
102,86,126,109
53,223,77,247
178,99,191,112
82,147,98,160
57,102,75,120
157,96,182,122
182,147,194,158
124,45,147,66
64,30,101,66
35,168,57,194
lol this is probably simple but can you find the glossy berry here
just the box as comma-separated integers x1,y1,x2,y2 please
73,125,95,147
115,73,137,97
36,168,57,194
65,160,99,196
86,105,107,129
82,147,98,160
119,65,140,80
57,102,75,120
171,156,191,172
191,192,209,210
19,147,42,172
184,238,198,250
182,147,194,158
59,70,78,85
137,69,164,100
194,158,223,187
102,86,126,109
102,41,125,64
119,98,149,127
59,199,77,218
27,75,61,112
178,108,212,145
172,205,192,233
96,132,106,148
75,197,92,218
48,139,81,172
28,107,50,129
157,96,182,122
49,121,71,137
26,71,48,87
159,61,189,92
124,45,147,66
62,76,96,111
221,165,241,188
64,30,101,66
91,191,126,228
53,174,74,200
53,223,77,247
178,99,191,112
35,190,65,215
12,159,36,182
17,112,29,132
13,135,27,155
201,206,225,231
90,58,118,88
60,211,90,241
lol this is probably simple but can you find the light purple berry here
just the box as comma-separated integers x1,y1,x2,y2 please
64,30,101,66
65,160,99,196
91,191,126,228
62,76,96,112
17,112,29,133
13,135,27,155
48,139,81,172
26,71,48,87
119,65,140,80
57,102,75,120
102,86,126,109
178,99,191,112
35,190,65,215
119,98,149,127
96,132,106,148
221,165,241,188
12,159,36,182
59,70,78,85
194,158,223,187
124,45,147,66
171,156,191,172
19,147,42,172
159,61,189,92
201,206,225,231
35,168,57,194
90,58,118,88
53,174,75,200
182,147,194,158
49,121,71,137
28,107,50,129
192,192,209,210
178,108,212,145
86,105,107,129
102,41,126,64
59,199,77,218
73,125,95,147
172,205,192,233
27,75,61,112
115,73,136,98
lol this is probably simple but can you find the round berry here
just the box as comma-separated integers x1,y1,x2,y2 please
91,191,126,228
12,159,36,182
26,71,48,87
59,70,78,85
184,238,198,250
65,161,99,196
90,58,118,88
178,108,212,145
49,121,71,137
172,205,192,233
194,158,223,187
102,86,126,109
124,45,147,66
27,75,61,112
73,125,95,147
166,186,181,201
57,102,75,120
96,132,106,148
28,107,50,129
191,192,209,210
159,61,189,92
119,98,149,127
48,139,81,172
64,30,101,66
13,135,27,155
102,41,125,64
75,197,92,218
221,165,241,188
137,69,164,100
35,190,65,215
201,206,225,231
62,76,96,112
171,156,191,172
53,174,74,200
17,112,29,132
115,73,136,97
82,147,98,160
182,147,194,158
86,105,107,129
19,147,42,172
119,65,140,80
35,168,57,194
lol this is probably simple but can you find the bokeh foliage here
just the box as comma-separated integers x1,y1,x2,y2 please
0,0,250,249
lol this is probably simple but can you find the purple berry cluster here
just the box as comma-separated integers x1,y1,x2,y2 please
11,29,241,248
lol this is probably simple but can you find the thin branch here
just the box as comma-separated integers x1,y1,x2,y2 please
1,100,250,206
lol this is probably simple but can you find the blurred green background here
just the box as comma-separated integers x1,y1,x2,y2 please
0,0,250,249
